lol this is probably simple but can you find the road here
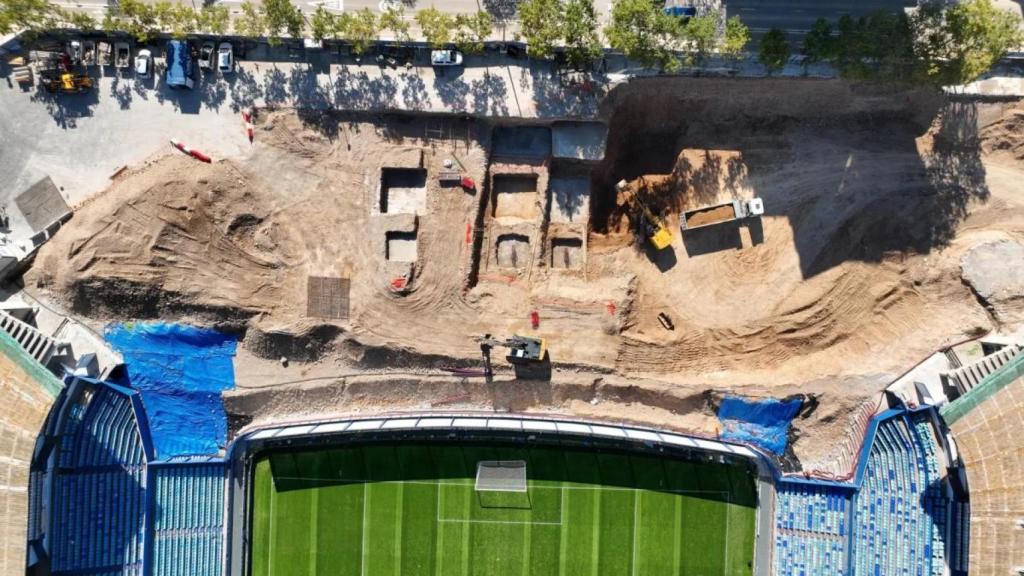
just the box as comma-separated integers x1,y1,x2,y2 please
726,0,918,41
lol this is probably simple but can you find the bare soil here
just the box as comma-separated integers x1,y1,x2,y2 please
25,81,1024,466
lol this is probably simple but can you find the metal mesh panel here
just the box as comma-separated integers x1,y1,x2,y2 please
475,460,527,493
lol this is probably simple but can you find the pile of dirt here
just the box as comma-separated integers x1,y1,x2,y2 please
979,103,1024,161
27,156,296,326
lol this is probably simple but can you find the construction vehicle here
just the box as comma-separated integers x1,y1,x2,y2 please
616,179,673,250
42,72,93,94
681,198,764,231
478,334,548,383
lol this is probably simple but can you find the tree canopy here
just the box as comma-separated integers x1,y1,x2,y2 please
261,0,304,46
562,0,602,68
605,0,681,69
379,6,410,43
758,27,790,72
415,7,455,48
338,8,377,54
912,0,1024,85
517,0,562,59
454,10,491,54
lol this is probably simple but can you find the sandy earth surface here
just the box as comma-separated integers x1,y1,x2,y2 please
23,77,1024,469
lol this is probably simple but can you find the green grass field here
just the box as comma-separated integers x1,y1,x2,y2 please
250,443,757,576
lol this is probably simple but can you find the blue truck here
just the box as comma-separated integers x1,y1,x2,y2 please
165,40,195,89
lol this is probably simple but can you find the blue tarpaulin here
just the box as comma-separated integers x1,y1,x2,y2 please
105,323,236,459
717,395,802,455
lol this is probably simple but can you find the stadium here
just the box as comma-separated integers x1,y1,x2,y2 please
8,323,1023,576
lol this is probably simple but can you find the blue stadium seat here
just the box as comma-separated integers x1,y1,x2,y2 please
151,462,227,576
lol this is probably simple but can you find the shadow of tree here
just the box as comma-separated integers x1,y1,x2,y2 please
29,79,100,129
109,75,133,110
263,67,289,106
434,75,470,111
228,68,263,112
530,67,602,119
482,0,518,21
400,72,429,111
470,71,509,116
288,65,331,110
333,68,398,110
199,77,228,112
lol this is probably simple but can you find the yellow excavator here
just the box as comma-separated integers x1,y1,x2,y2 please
478,334,547,384
616,179,672,250
43,73,93,94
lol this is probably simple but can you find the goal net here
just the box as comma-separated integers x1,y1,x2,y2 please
475,460,528,493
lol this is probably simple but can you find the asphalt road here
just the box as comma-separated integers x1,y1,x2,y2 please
726,0,918,40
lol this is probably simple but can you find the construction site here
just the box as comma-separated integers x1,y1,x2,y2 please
3,69,1024,576
12,77,1022,461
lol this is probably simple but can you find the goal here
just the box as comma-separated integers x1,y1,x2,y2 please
475,460,528,493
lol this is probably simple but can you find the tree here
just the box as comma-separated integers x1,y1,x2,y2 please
162,3,198,38
64,9,97,31
454,10,491,54
759,27,790,72
684,12,718,62
835,11,916,81
721,15,749,60
262,0,303,45
517,0,562,59
379,5,410,43
337,8,377,54
113,0,159,42
199,4,230,35
605,0,680,69
416,7,455,48
562,0,602,68
802,17,835,62
310,5,336,42
913,0,1024,85
0,0,59,35
234,0,265,38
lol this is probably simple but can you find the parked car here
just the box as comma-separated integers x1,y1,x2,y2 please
217,42,234,74
135,49,152,80
165,40,195,89
198,41,215,71
663,5,696,19
430,49,463,67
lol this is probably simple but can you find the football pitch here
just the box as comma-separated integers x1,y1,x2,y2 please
250,443,757,576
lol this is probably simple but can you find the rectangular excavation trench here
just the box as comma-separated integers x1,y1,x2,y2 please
492,175,539,220
496,234,530,269
386,231,418,262
380,168,427,214
550,238,583,270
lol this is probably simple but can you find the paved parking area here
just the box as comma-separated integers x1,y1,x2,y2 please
0,49,601,209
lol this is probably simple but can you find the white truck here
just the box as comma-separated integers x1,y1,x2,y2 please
681,198,764,231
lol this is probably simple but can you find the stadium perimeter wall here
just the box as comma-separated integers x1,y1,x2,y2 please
223,414,779,576
0,331,61,576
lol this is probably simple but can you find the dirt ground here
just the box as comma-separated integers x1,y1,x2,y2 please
23,78,1024,469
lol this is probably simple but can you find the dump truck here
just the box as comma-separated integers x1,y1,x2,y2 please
616,179,673,250
681,198,764,231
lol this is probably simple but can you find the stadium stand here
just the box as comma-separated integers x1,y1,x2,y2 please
851,414,947,576
775,409,965,576
0,331,61,576
773,484,852,575
151,462,226,576
26,378,228,576
943,350,1024,575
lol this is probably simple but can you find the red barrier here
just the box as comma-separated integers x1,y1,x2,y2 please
242,110,254,143
170,138,212,163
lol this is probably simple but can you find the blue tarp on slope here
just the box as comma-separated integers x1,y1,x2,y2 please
105,323,236,459
717,395,802,455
